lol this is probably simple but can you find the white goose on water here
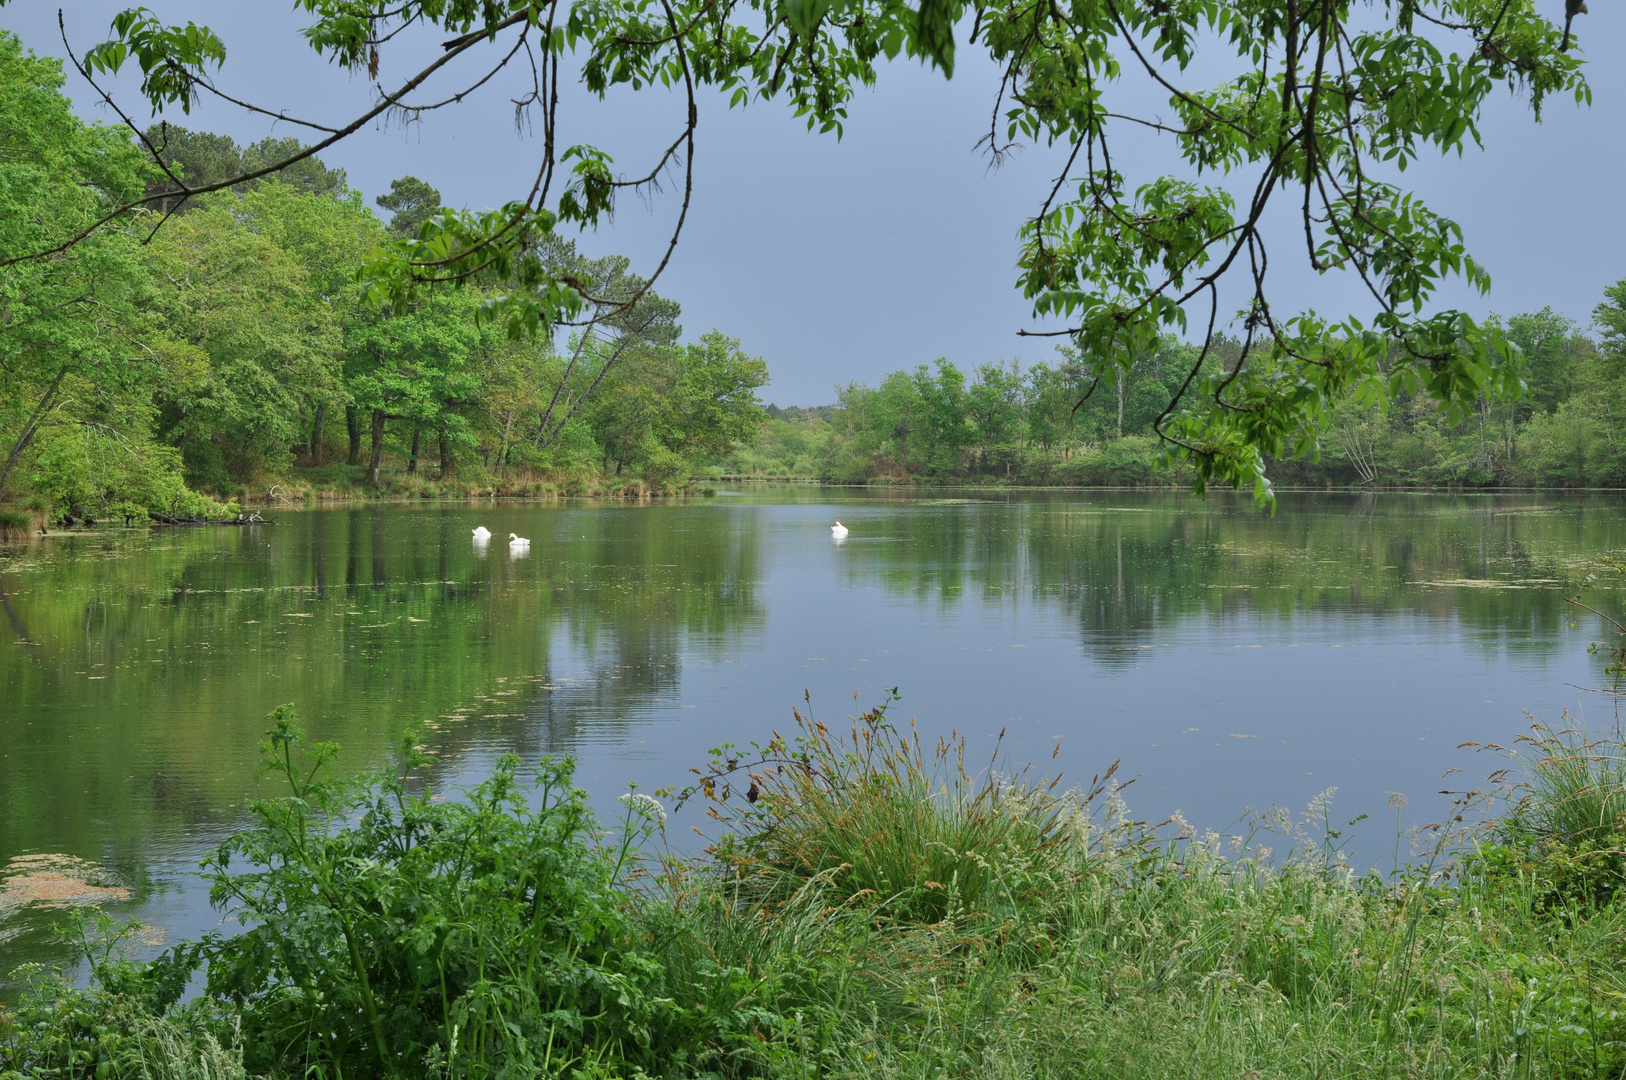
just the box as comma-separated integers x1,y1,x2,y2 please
472,526,491,540
508,532,531,552
831,521,849,539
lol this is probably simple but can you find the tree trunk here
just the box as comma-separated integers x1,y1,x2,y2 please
309,404,327,463
497,412,514,470
1116,374,1125,440
369,409,386,487
346,407,362,465
0,367,69,497
536,327,595,442
438,428,454,477
407,427,421,474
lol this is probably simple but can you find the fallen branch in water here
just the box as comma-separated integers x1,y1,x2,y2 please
149,511,275,526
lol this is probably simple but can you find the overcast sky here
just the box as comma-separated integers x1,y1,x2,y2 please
4,3,1621,405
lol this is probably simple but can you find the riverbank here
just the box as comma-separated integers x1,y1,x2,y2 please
13,455,1626,534
240,463,689,503
0,466,706,529
706,473,1626,494
5,698,1625,1080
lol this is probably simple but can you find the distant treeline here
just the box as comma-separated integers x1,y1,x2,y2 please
718,289,1626,488
0,33,767,521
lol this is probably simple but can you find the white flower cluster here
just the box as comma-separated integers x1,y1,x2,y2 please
618,792,667,823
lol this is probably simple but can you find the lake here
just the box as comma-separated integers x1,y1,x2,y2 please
2,488,1623,978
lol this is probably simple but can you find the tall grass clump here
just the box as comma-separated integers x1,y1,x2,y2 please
657,698,1626,1078
670,690,1089,924
1467,718,1626,911
19,493,51,530
1505,722,1626,846
0,508,33,540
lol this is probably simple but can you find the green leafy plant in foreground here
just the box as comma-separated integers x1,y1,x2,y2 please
192,707,698,1079
0,910,240,1080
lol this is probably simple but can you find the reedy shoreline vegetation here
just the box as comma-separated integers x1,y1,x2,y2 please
7,695,1626,1080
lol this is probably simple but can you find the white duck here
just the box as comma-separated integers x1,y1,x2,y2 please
508,532,531,552
831,521,849,538
472,526,491,540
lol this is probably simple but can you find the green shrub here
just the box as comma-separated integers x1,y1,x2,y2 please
167,489,240,522
0,982,247,1080
108,501,149,526
637,436,687,491
1050,436,1161,485
0,912,245,1080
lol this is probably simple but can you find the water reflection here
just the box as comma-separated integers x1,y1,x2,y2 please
837,494,1601,665
0,504,764,865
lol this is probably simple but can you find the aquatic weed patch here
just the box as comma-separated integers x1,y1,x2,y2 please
0,855,132,949
0,856,130,916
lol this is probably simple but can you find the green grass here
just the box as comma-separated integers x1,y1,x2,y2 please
1503,722,1626,845
0,508,34,540
682,692,1076,926
7,705,1626,1079
658,701,1626,1078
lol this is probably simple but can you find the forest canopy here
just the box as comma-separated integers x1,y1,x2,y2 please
0,30,768,520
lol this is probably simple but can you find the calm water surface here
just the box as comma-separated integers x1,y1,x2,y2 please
2,488,1623,974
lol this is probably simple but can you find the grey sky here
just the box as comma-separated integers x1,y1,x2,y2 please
4,3,1621,405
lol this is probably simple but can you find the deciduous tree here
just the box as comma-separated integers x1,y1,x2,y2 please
0,31,153,497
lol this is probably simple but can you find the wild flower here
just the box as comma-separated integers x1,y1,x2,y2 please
619,791,668,823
